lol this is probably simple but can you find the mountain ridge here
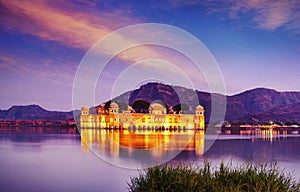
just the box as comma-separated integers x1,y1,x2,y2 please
113,83,300,123
0,104,74,121
1,83,300,123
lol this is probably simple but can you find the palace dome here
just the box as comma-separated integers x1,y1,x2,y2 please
149,102,166,114
195,105,204,110
149,103,165,110
81,105,89,111
110,102,119,108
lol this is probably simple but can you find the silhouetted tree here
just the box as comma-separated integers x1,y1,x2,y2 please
132,100,150,113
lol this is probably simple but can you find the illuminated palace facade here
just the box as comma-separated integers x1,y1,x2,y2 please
80,102,205,129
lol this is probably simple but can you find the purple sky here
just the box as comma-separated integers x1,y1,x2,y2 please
1,0,300,111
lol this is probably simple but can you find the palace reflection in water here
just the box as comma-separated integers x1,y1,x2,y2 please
80,127,299,164
80,129,205,160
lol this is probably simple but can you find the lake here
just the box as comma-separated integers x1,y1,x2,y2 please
0,127,299,192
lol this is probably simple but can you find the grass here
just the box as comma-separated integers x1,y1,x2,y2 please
127,161,300,192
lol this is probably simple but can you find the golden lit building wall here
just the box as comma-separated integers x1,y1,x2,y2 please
80,103,205,129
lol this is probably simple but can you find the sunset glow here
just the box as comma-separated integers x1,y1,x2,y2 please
1,0,300,110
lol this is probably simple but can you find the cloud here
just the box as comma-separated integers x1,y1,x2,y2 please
227,0,299,32
0,0,139,50
169,0,300,33
0,0,215,94
0,1,183,65
0,54,16,65
0,52,76,86
0,0,162,80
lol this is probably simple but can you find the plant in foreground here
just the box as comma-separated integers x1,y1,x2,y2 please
127,161,300,192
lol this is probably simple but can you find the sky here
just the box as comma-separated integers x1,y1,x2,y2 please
1,0,300,111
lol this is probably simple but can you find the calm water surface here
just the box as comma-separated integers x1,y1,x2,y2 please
0,127,299,192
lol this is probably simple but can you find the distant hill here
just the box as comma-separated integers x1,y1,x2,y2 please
1,83,300,123
227,88,300,123
113,83,300,123
0,105,74,121
114,83,211,110
239,102,300,123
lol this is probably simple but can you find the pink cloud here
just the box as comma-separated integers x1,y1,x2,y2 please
0,54,16,65
171,0,300,33
0,0,139,50
0,0,213,95
225,0,300,32
0,1,183,66
0,52,76,86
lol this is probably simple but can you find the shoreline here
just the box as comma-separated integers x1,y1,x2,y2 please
0,120,299,130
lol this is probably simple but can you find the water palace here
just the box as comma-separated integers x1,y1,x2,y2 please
80,102,205,129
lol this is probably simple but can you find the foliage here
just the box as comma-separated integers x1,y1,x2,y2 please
128,161,300,192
